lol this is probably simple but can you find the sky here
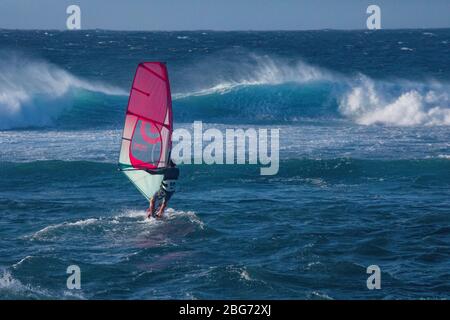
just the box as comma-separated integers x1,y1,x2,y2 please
0,0,449,30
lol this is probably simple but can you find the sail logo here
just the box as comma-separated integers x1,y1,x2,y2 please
171,121,279,175
133,143,148,151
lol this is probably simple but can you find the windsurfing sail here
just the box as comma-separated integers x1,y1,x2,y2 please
118,62,173,200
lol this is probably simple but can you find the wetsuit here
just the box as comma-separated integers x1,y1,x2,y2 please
152,167,179,215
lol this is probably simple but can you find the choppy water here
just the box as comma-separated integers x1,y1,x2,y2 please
0,29,449,299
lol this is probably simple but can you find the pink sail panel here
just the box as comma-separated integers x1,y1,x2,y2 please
124,62,173,170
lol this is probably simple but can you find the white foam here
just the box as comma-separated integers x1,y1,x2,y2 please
126,208,205,228
309,291,333,300
339,76,450,126
0,270,50,298
117,209,147,218
0,269,84,299
173,54,331,99
306,261,323,269
0,52,126,129
30,218,99,239
165,208,205,229
0,270,23,290
62,290,86,299
239,269,253,281
12,255,33,268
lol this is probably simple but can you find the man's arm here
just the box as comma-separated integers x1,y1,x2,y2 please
146,168,166,175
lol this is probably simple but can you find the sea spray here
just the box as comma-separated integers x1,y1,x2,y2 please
0,51,126,129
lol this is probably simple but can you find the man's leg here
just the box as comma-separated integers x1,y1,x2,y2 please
155,200,167,218
147,197,156,218
156,192,173,218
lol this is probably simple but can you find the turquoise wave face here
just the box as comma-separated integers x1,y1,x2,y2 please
12,76,449,129
10,82,339,130
173,82,341,123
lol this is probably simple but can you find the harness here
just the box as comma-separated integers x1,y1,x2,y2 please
161,179,176,192
161,167,179,193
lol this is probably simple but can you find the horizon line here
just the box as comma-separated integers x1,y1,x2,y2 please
1,27,449,32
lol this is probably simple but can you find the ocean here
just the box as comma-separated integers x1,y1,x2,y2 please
0,29,449,299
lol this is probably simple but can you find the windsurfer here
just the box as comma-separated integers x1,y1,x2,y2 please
146,159,179,218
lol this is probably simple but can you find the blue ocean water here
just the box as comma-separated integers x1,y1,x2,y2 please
0,29,449,299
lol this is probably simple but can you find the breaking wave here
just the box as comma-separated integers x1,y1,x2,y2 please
174,54,450,126
173,54,332,98
339,75,450,126
0,51,126,129
1,52,449,128
0,269,51,299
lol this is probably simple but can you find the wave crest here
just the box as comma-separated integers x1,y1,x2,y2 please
0,51,126,129
339,76,450,126
0,269,51,299
2,51,449,128
176,53,450,126
174,54,331,99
